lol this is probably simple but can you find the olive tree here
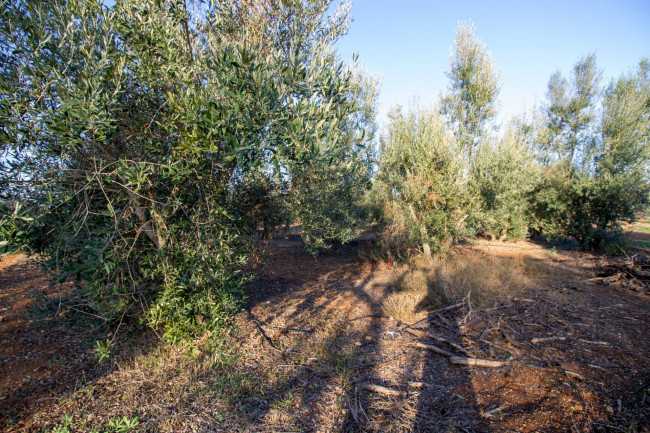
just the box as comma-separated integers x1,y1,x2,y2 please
441,22,500,161
544,54,601,175
531,56,649,250
290,64,380,251
469,117,541,240
373,106,467,259
0,0,366,341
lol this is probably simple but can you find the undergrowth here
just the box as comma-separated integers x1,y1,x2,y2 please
383,249,542,321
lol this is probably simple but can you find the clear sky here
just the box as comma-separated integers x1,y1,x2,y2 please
334,0,650,129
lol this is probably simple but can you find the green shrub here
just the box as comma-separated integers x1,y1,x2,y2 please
290,65,379,253
373,106,468,259
0,0,366,341
468,120,540,240
530,56,650,251
229,169,290,243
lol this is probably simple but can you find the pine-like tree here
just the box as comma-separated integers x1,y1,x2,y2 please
441,22,500,161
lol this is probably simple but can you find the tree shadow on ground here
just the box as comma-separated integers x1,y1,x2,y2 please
223,235,649,432
342,267,488,432
234,235,392,431
237,234,488,432
409,306,488,432
9,236,648,432
0,256,158,431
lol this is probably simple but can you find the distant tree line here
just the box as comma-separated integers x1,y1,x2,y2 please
371,23,649,260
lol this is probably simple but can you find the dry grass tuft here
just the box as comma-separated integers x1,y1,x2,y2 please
381,291,426,322
384,248,532,316
431,249,531,306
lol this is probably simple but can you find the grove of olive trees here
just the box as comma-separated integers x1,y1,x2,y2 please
1,3,648,342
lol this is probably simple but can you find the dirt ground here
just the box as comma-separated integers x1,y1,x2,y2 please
0,255,117,431
0,233,649,432
626,218,650,251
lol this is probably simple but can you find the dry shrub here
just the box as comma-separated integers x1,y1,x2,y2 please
432,249,530,306
384,249,531,316
382,255,445,321
396,257,448,308
519,257,555,276
382,291,426,322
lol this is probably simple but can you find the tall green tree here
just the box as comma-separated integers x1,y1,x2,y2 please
532,56,649,250
598,58,650,180
441,22,500,161
373,105,467,259
544,54,601,174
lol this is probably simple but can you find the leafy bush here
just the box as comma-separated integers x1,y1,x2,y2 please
373,106,468,259
532,171,645,252
0,202,32,255
290,160,371,252
290,65,379,252
468,120,541,240
229,168,290,243
0,0,367,341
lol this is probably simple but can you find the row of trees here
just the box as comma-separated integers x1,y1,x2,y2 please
372,23,649,259
0,4,647,341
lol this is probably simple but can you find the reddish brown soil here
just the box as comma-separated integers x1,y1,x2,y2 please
0,255,109,429
1,237,649,432
227,238,650,432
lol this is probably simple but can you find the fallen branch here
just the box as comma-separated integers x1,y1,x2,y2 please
459,292,473,325
406,329,475,358
587,363,607,370
479,317,502,340
390,300,465,338
412,342,455,358
483,404,508,418
413,342,505,367
429,332,475,358
246,310,284,354
345,391,362,424
481,338,522,356
450,356,505,368
564,370,585,380
407,381,432,388
363,384,406,397
435,313,455,328
579,339,610,346
587,273,622,284
531,336,566,344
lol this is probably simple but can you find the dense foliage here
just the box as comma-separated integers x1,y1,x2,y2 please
372,107,467,260
530,57,650,251
373,22,649,259
468,120,540,241
0,0,373,341
1,4,647,343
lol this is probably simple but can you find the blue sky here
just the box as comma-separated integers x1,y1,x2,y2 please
334,0,650,128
